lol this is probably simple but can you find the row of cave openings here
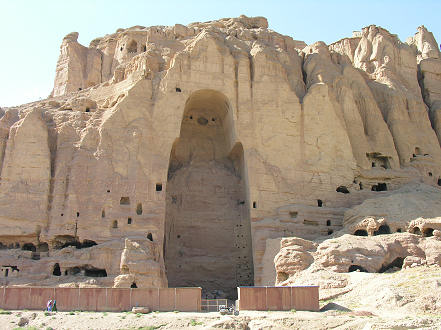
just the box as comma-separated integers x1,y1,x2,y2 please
334,177,441,196
369,147,439,178
335,182,388,195
120,40,147,54
52,263,138,288
353,224,436,237
2,266,19,277
411,147,439,181
288,211,335,236
278,256,406,279
278,256,406,280
52,263,107,277
107,196,154,241
331,148,441,195
66,190,160,238
0,242,49,261
309,182,389,208
348,257,405,274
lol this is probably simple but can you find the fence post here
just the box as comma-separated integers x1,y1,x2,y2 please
265,286,268,310
290,286,293,310
28,287,31,310
157,288,160,311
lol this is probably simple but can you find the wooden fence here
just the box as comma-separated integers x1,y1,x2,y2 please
238,286,319,311
0,287,201,312
0,286,319,312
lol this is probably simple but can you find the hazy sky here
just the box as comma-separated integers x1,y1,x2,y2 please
1,0,440,107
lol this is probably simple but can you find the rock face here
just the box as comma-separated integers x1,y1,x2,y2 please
0,15,440,298
271,184,441,291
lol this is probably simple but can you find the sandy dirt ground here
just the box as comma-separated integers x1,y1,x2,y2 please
1,308,441,330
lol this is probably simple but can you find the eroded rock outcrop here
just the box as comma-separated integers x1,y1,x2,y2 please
272,183,441,290
0,16,440,297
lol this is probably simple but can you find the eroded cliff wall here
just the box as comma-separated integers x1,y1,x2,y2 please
0,16,440,297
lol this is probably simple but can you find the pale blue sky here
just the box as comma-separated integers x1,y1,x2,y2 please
0,0,440,107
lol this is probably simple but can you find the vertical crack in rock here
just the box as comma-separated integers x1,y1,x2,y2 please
248,54,254,100
301,52,308,100
234,59,239,119
45,113,58,215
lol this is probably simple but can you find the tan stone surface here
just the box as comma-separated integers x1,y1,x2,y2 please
0,15,440,298
271,183,441,283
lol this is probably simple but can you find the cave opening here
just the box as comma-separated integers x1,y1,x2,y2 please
290,211,298,218
81,240,97,248
84,267,107,277
164,89,253,299
374,224,391,236
136,203,143,215
65,265,107,277
53,263,61,276
372,183,387,191
336,186,349,194
379,257,404,273
52,236,97,250
366,152,390,169
22,243,36,252
127,40,137,53
348,265,368,272
120,197,130,205
37,243,49,252
423,228,434,237
354,229,368,236
411,227,421,235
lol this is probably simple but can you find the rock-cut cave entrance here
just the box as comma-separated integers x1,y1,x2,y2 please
164,89,254,299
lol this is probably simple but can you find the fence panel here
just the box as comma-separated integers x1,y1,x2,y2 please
158,288,175,311
3,287,30,310
107,288,131,312
238,287,266,310
291,286,319,311
78,288,108,312
238,286,319,311
266,287,291,311
29,288,55,310
55,288,80,311
131,288,160,311
176,288,201,312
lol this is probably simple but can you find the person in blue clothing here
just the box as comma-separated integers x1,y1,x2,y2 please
46,300,57,312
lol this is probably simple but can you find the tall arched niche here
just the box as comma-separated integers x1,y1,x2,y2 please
164,89,253,299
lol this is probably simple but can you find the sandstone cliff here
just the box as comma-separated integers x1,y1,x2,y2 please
0,15,440,299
